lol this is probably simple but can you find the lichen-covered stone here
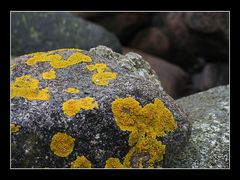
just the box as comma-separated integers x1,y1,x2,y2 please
11,12,122,56
11,46,191,168
172,85,229,168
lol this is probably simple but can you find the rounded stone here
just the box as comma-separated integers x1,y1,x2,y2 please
174,85,229,168
11,46,191,168
11,12,122,56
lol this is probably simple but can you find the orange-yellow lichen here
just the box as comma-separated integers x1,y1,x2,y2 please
111,97,141,132
10,123,21,133
123,136,166,168
25,51,92,69
62,96,98,117
26,52,62,66
91,72,117,86
86,64,95,71
70,155,92,168
87,63,117,86
105,158,125,168
141,98,177,137
111,97,177,168
11,75,50,100
50,52,92,69
64,88,80,94
50,132,75,157
86,63,109,73
42,69,56,80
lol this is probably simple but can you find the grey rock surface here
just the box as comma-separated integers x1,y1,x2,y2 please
11,46,191,168
11,12,122,56
173,85,230,168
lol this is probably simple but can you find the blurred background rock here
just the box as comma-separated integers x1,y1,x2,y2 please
11,12,229,99
11,12,122,55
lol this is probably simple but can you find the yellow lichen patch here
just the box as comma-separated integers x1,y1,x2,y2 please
111,97,142,132
128,129,142,146
62,97,98,117
111,97,177,168
26,52,62,66
86,64,95,71
154,99,177,132
62,99,81,117
64,88,80,94
123,136,166,168
50,52,92,69
25,50,92,69
86,63,109,73
11,75,50,100
10,123,21,133
87,63,118,86
42,69,56,80
70,155,92,168
50,132,75,157
105,158,124,168
91,72,117,86
141,98,177,137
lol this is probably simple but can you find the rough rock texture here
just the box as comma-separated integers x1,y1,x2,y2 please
11,46,191,168
123,47,191,99
173,85,229,168
11,12,122,56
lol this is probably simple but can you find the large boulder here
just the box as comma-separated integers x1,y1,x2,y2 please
11,12,122,56
173,85,229,168
10,46,191,168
